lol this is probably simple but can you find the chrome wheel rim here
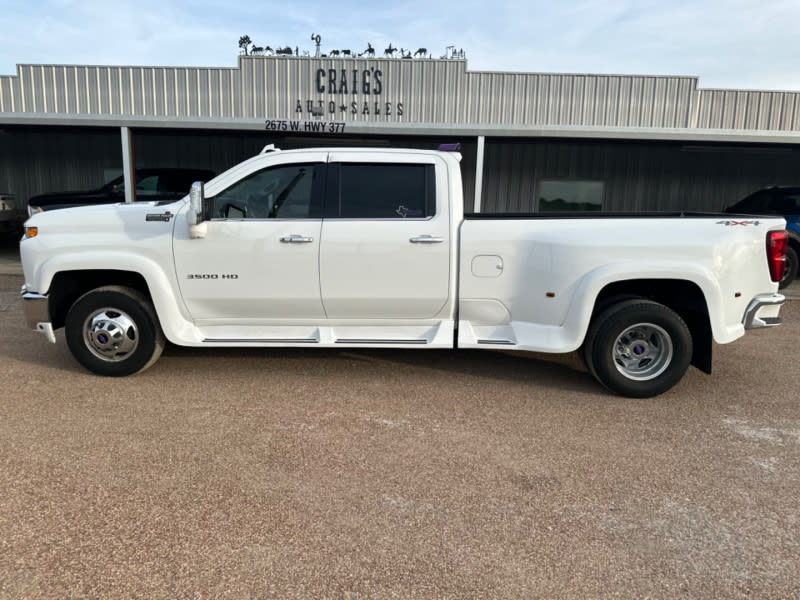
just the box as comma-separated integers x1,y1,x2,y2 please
83,307,139,362
613,322,673,381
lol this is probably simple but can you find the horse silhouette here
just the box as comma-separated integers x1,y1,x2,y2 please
414,48,427,58
384,44,397,57
250,46,264,55
360,43,375,57
329,49,340,57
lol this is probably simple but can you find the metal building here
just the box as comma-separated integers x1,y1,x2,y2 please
3,54,800,212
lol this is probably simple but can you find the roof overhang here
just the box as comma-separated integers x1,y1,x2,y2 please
3,112,800,145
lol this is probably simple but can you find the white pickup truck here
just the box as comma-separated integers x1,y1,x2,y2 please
20,146,788,397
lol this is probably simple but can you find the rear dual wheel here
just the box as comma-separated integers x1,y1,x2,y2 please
583,299,692,398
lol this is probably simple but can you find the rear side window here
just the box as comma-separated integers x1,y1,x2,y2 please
328,163,436,219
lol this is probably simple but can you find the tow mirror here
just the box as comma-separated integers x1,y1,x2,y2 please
187,181,207,239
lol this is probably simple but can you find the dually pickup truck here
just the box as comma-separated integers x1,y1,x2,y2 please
20,146,788,397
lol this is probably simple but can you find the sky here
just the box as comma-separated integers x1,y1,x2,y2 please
1,0,799,91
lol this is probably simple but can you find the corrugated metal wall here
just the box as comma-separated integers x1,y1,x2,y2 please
0,127,122,209
480,140,800,212
4,58,800,131
6,127,798,213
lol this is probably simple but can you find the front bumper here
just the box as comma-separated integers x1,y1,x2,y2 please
742,293,785,330
20,285,56,343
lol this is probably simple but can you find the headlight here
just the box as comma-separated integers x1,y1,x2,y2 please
24,226,39,239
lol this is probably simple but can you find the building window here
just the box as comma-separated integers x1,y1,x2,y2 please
538,180,604,212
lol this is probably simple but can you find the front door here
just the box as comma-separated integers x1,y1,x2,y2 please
173,161,326,323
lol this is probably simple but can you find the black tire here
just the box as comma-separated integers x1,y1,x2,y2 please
583,299,692,398
65,286,165,376
779,246,798,289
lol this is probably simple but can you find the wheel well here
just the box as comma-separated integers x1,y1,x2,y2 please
48,270,152,330
591,279,713,374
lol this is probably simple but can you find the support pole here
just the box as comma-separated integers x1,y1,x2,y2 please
120,126,135,203
473,135,485,213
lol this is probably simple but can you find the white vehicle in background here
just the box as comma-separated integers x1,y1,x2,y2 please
19,145,788,397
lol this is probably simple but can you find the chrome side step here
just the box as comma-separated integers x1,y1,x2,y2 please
334,339,428,345
203,338,319,344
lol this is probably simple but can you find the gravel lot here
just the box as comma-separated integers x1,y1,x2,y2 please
1,266,799,599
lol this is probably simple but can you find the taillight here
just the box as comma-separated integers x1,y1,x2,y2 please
767,230,788,282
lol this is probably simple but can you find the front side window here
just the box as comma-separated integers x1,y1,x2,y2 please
332,163,435,219
777,192,800,213
212,164,319,219
538,180,604,212
135,175,160,196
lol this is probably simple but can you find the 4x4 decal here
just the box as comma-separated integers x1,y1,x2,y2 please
716,220,761,226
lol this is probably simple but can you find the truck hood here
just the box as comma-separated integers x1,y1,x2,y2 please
25,198,187,231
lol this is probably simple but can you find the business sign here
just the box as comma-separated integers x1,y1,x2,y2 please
293,67,405,118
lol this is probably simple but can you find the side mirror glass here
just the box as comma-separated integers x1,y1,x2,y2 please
188,181,206,225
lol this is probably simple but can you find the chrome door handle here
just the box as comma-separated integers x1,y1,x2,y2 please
410,235,444,244
280,234,314,243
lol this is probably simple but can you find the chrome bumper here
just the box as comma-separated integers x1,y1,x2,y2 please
20,285,56,343
742,293,785,330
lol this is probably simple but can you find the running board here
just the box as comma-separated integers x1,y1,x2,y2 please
335,339,429,345
203,338,318,344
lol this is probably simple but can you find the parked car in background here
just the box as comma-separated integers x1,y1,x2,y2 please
725,186,800,289
0,192,25,238
27,168,216,216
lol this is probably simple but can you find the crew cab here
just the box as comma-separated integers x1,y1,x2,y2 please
19,146,788,397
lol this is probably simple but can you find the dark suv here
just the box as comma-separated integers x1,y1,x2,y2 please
725,186,800,288
27,168,216,216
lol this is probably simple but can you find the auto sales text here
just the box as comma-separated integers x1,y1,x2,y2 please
293,67,404,117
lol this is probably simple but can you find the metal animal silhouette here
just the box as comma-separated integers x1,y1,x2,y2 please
276,46,293,55
384,44,397,57
360,43,375,57
400,48,412,59
250,46,264,55
415,48,427,58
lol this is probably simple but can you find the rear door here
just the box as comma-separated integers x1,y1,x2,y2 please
319,152,451,319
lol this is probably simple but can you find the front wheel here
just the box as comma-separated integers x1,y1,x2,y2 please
583,299,692,398
65,286,165,376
